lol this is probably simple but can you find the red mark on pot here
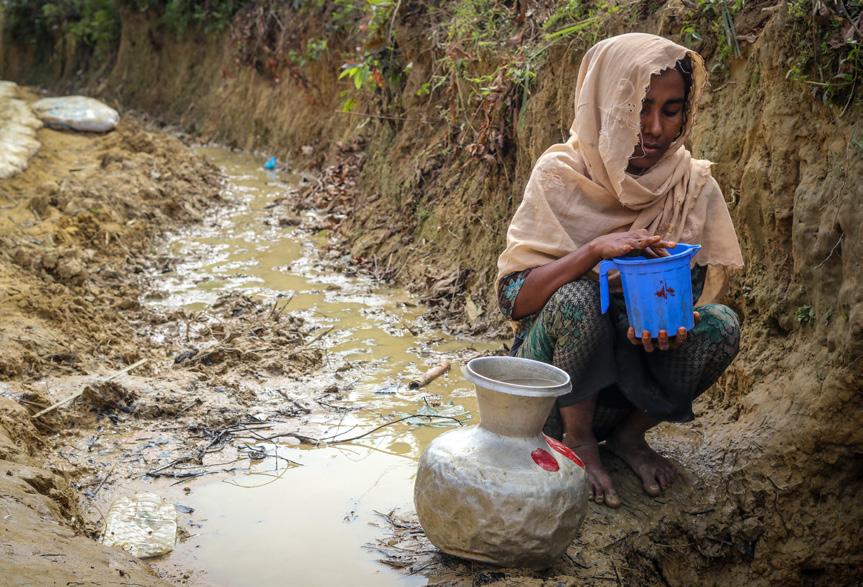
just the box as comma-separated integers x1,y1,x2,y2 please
543,435,586,469
531,448,559,472
655,280,676,300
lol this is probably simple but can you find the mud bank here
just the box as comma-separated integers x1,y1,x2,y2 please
0,113,500,585
0,101,364,584
0,106,225,584
1,1,861,585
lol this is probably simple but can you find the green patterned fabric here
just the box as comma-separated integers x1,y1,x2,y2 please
510,277,739,440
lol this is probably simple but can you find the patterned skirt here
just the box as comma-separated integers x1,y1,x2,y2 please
511,278,740,440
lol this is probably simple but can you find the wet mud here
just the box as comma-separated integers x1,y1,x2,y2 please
0,112,501,585
1,76,858,586
0,121,747,586
0,97,225,586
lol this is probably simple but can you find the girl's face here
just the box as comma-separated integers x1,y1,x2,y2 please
627,68,686,174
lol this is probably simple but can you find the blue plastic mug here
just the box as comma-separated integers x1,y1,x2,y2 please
598,243,702,338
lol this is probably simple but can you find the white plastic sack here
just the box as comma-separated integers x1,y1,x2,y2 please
101,492,177,558
0,81,23,99
0,81,42,179
31,96,119,133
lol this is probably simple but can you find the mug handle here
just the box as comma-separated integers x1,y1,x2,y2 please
598,260,616,314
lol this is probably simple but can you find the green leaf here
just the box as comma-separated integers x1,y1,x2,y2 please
338,65,358,80
356,65,370,90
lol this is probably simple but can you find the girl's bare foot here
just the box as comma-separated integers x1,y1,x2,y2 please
606,427,676,497
564,434,621,508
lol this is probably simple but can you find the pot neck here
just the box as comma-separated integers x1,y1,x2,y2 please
476,386,557,438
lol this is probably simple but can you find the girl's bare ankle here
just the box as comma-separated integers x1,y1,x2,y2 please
563,429,597,448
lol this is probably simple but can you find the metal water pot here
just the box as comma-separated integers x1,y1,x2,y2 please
414,356,588,568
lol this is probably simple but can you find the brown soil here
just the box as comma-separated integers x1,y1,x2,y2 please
0,106,338,585
0,110,225,585
0,1,860,586
306,8,863,583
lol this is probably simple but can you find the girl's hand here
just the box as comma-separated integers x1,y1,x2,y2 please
590,229,675,260
627,312,701,352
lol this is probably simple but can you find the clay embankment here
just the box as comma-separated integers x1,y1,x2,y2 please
0,97,226,582
1,1,860,584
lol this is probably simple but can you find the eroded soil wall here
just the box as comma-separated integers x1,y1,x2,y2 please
2,2,861,584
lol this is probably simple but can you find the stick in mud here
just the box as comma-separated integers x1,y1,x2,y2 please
408,362,451,389
147,415,463,480
305,326,335,346
323,414,463,444
91,463,117,497
31,358,148,419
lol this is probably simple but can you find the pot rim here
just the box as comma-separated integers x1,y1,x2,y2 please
463,356,571,398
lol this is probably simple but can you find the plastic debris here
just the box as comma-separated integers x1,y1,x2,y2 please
245,445,268,460
31,96,119,133
375,384,399,395
0,81,42,179
102,493,177,558
263,156,277,170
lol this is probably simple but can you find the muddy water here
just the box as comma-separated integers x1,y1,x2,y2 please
149,148,500,586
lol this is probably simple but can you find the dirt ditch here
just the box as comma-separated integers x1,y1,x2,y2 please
0,2,860,584
0,100,225,584
0,108,506,585
0,98,849,587
0,102,724,586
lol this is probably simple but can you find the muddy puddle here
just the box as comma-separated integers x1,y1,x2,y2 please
143,147,501,586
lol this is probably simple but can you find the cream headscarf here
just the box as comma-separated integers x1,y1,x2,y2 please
497,33,743,303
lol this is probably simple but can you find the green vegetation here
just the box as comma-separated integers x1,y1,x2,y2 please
335,0,404,111
795,304,815,325
328,0,634,156
542,0,622,44
2,0,121,47
785,0,861,110
677,0,859,108
160,0,246,35
290,37,328,67
679,0,743,73
409,1,633,154
0,0,245,50
3,0,857,123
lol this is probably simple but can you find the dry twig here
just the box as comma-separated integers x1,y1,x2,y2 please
32,358,148,418
409,362,451,389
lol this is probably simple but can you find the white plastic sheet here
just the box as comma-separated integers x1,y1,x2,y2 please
0,81,42,179
31,96,119,133
101,492,177,558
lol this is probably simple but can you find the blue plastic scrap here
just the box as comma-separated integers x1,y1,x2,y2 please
263,156,278,170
